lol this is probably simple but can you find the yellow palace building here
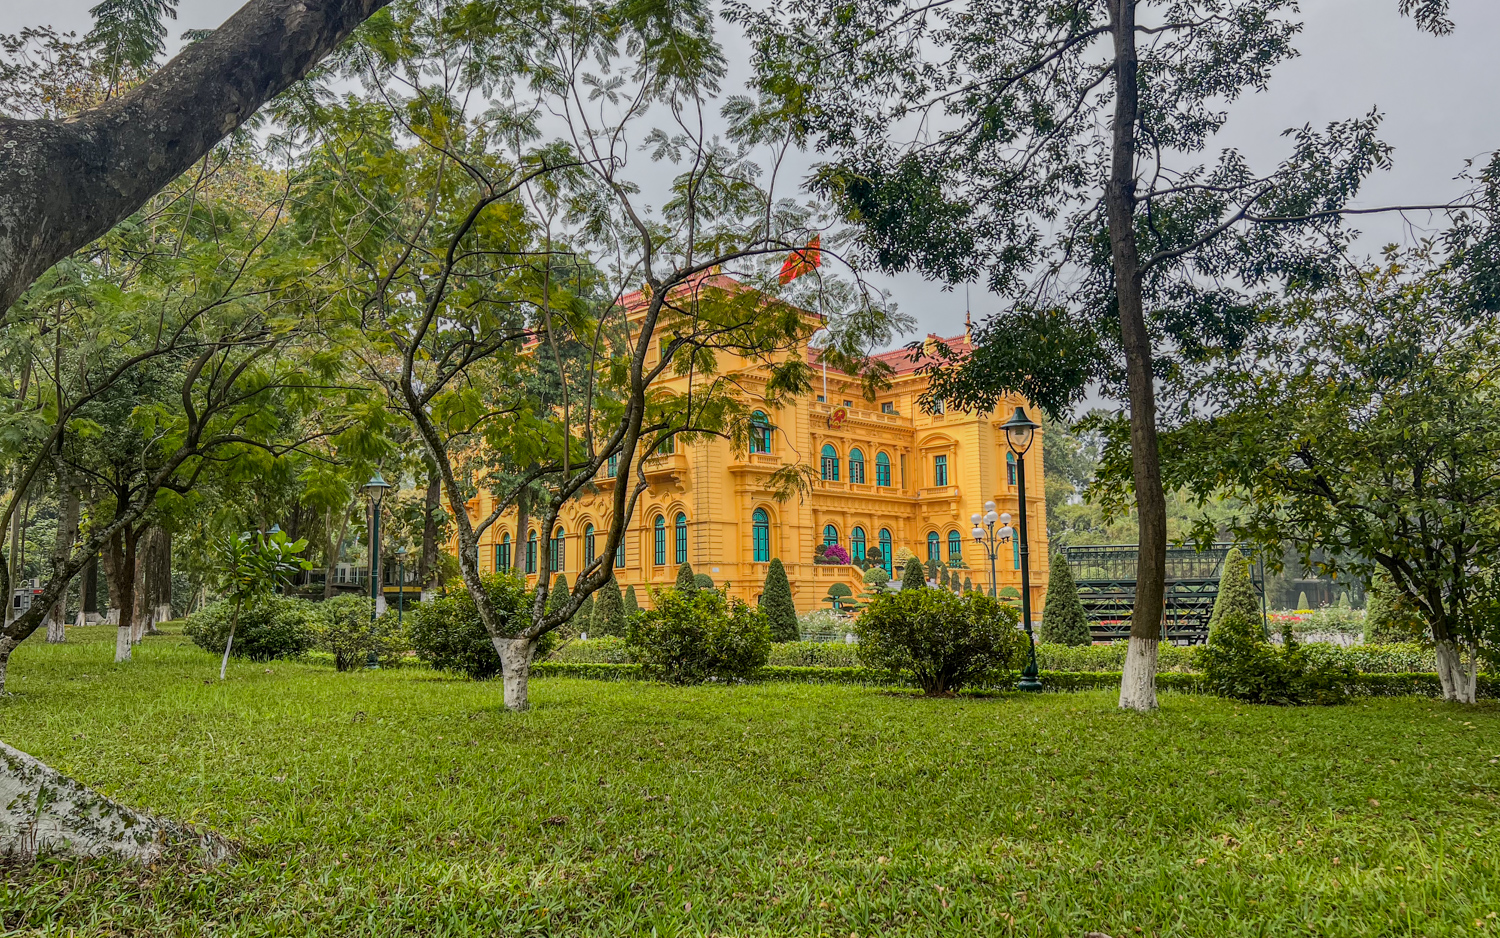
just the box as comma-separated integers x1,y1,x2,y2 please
456,275,1049,614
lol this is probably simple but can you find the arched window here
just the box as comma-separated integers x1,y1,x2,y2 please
926,531,939,563
1013,534,1020,570
584,524,596,566
750,411,772,454
526,530,538,574
823,524,840,547
1007,451,1017,486
879,529,893,573
497,532,511,571
615,531,626,568
875,451,891,487
653,515,667,566
947,529,962,564
851,526,867,562
848,448,866,484
674,512,688,565
752,508,770,562
550,526,565,572
820,443,840,482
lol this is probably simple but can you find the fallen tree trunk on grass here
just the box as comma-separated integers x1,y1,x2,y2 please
1,740,233,864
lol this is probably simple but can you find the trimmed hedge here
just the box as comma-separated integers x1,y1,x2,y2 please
528,662,1496,698
549,638,1444,675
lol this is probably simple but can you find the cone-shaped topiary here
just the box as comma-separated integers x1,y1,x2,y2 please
902,557,926,591
593,577,626,636
1207,548,1263,640
963,576,974,594
760,558,799,642
546,574,570,617
575,593,594,632
926,556,940,582
623,584,640,617
1296,590,1309,611
1040,555,1092,646
675,562,697,593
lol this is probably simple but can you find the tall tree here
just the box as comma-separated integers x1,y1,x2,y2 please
1156,253,1500,702
293,0,902,711
736,0,1456,710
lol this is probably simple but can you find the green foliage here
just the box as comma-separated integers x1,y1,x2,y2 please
862,566,890,588
1200,612,1352,706
693,573,716,591
1297,592,1310,612
1039,557,1091,647
1208,548,1263,640
675,563,697,593
310,595,410,671
408,573,544,679
624,585,641,618
855,589,1027,695
760,559,799,643
85,0,178,79
962,576,973,594
185,596,317,662
901,557,925,591
591,578,628,637
627,588,771,684
1365,573,1427,644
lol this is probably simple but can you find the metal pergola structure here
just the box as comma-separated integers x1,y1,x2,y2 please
1061,543,1264,645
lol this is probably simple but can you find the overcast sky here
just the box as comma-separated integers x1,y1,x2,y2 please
6,0,1499,353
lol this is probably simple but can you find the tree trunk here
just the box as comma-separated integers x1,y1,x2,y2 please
495,637,537,712
0,635,15,694
0,738,234,864
74,553,98,627
45,477,79,643
1433,638,1478,704
324,498,355,600
135,526,169,636
0,0,395,313
512,488,530,575
420,464,441,599
1105,0,1168,713
131,531,148,643
104,526,139,663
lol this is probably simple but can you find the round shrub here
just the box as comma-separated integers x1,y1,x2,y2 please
1201,610,1352,705
185,596,318,662
312,594,410,671
627,588,771,684
408,572,546,679
855,589,1027,695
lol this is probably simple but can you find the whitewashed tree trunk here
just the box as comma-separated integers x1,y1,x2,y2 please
1118,635,1159,711
495,637,536,712
105,607,120,626
44,612,66,644
114,624,131,663
1433,638,1478,704
154,603,173,625
1,739,233,863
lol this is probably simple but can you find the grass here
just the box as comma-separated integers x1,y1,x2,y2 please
1,626,1498,937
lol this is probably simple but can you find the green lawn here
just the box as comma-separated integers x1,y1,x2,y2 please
2,627,1497,937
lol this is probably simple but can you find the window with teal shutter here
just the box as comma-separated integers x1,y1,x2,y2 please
752,509,770,562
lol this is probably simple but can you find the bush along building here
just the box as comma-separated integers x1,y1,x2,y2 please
450,275,1048,613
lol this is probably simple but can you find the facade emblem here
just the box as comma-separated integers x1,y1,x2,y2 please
827,407,848,429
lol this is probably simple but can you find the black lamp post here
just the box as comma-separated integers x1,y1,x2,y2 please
363,470,392,669
395,545,407,633
1000,406,1043,692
